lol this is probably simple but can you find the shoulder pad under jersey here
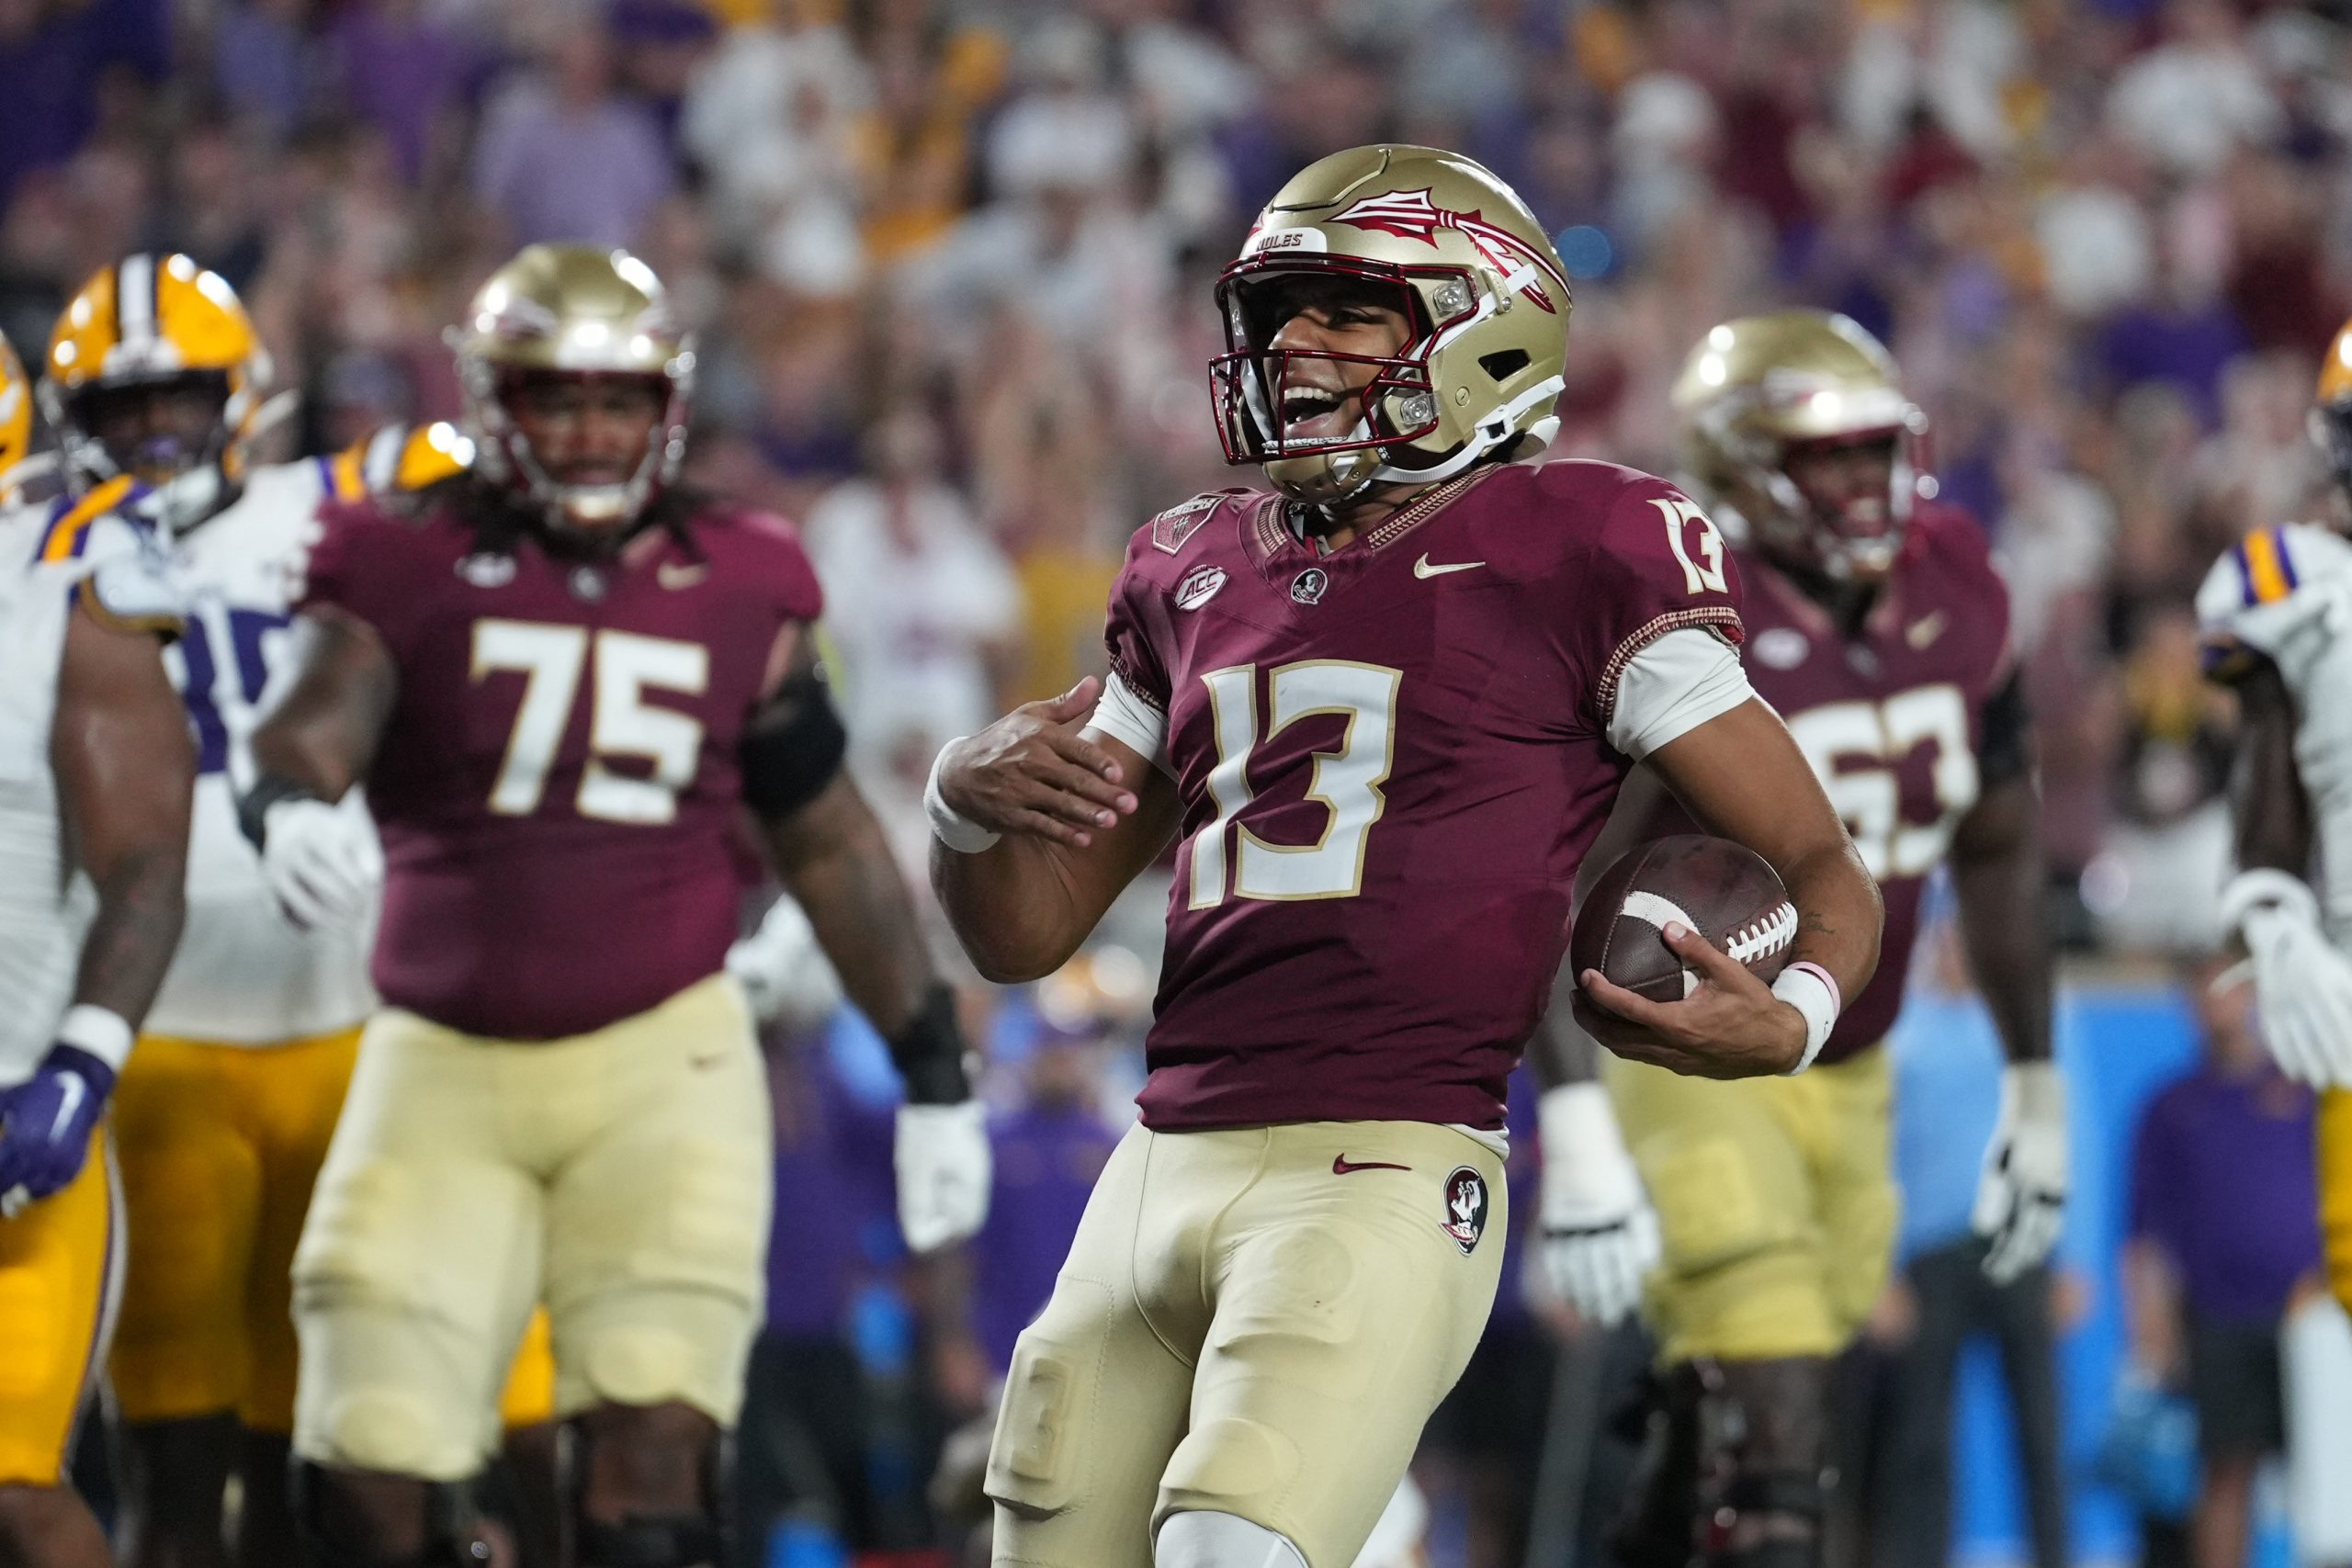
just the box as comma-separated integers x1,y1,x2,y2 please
2197,522,2352,680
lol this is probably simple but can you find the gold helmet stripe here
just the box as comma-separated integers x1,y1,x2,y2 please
116,254,156,351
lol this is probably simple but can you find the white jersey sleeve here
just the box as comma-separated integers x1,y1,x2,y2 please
2200,522,2352,943
2196,522,2352,686
1607,626,1756,761
1085,671,1176,777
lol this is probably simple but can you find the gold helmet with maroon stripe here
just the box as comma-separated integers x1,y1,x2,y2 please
1211,144,1571,505
1671,310,1928,584
449,243,691,528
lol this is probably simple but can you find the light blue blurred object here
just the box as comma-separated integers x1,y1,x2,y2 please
2092,1372,2200,1522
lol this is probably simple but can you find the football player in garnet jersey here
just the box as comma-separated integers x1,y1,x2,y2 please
2199,313,2352,1315
926,145,1883,1568
1533,311,2066,1568
240,243,989,1568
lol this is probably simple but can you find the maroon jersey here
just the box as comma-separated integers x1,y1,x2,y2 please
1109,460,1745,1133
298,494,822,1039
1639,500,2011,1061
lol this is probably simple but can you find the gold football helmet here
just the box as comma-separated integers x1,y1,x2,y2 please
40,254,272,533
1671,310,1927,583
0,331,33,501
2311,315,2352,500
331,421,475,502
1211,144,1571,505
449,243,691,529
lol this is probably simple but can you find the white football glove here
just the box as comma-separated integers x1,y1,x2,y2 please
725,896,843,1034
1537,1082,1662,1326
896,1100,991,1253
1973,1060,2067,1284
259,797,382,933
2220,869,2352,1087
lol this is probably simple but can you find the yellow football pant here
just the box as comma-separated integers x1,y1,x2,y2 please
1604,1048,1896,1365
0,1131,117,1484
2319,1089,2352,1315
111,1029,555,1434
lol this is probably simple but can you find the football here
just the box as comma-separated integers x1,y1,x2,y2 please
1570,836,1799,1004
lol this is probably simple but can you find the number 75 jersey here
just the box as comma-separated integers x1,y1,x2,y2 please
1100,460,1745,1134
294,491,822,1042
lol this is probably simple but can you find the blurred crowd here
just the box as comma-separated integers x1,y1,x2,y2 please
20,0,2352,1560
9,0,2349,951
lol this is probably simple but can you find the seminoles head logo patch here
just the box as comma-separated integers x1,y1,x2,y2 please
1442,1167,1489,1255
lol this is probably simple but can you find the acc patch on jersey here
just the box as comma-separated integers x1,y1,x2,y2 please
1441,1167,1489,1255
1174,565,1227,611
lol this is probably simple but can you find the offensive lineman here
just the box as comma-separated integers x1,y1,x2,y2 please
1532,311,2068,1568
34,255,558,1568
928,145,1884,1568
0,436,194,1566
244,243,990,1568
2199,314,2352,1315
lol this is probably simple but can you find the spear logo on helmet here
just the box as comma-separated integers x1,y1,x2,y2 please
1330,189,1569,312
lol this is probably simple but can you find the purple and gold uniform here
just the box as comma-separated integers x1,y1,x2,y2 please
986,460,1749,1568
286,490,820,1481
1606,499,2014,1364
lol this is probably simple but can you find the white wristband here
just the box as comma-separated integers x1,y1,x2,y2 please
924,741,1001,854
56,1004,134,1073
1771,962,1840,1075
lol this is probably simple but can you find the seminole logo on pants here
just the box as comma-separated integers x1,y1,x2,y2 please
1442,1167,1489,1254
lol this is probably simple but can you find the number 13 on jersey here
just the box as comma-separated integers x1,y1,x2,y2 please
1188,660,1401,908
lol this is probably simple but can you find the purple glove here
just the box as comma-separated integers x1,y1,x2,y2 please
0,1044,114,1213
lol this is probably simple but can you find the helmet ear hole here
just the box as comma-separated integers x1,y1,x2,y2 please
1478,349,1530,383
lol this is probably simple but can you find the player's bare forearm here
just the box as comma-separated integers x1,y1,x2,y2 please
930,688,1180,983
1948,773,2053,1063
248,606,398,801
763,773,934,1037
2232,662,2311,874
53,604,192,1026
1649,700,1883,1006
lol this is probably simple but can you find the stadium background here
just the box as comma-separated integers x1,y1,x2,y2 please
9,0,2346,1562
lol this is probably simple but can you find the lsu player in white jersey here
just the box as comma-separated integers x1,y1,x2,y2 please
2199,314,2352,1318
35,255,555,1568
0,412,194,1568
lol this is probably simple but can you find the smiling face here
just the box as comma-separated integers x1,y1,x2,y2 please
1254,274,1417,444
1779,430,1903,581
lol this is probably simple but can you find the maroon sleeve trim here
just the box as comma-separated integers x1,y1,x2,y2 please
1105,649,1168,714
1593,606,1746,728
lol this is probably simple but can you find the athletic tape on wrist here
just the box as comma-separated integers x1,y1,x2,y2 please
57,1005,134,1073
1772,962,1840,1075
924,742,1001,854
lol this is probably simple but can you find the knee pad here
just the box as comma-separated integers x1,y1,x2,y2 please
1156,1509,1309,1568
289,1461,489,1568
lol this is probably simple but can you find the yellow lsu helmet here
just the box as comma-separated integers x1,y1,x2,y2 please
40,254,272,533
0,332,34,501
328,421,475,502
1210,144,1571,505
448,243,691,530
1670,309,1928,584
2312,316,2352,498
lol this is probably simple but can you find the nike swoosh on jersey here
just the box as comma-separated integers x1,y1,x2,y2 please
1413,554,1486,579
1332,1154,1413,1175
658,561,709,590
1906,610,1949,649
